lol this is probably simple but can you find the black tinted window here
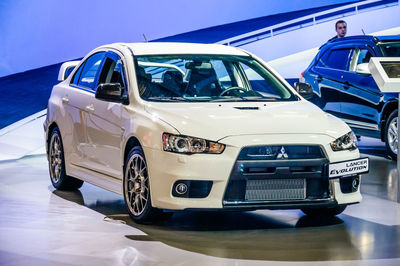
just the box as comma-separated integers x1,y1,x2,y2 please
77,52,106,90
98,56,126,88
318,49,351,70
378,42,400,57
317,50,330,67
325,49,351,70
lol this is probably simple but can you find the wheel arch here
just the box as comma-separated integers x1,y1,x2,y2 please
380,100,398,141
123,136,143,170
46,122,60,152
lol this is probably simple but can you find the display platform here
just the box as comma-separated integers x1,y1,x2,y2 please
0,138,399,266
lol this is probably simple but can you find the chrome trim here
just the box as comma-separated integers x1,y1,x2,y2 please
223,197,335,206
342,118,379,130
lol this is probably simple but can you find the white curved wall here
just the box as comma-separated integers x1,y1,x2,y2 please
240,4,400,78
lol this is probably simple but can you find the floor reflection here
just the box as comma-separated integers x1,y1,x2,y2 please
358,136,391,159
53,188,400,262
2,154,399,263
358,137,398,201
49,137,400,262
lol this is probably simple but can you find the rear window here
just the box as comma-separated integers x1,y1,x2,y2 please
378,42,400,57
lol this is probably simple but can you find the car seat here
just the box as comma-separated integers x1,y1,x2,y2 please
162,70,184,95
185,62,221,96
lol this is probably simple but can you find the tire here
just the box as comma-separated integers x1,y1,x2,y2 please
123,146,160,223
48,128,84,190
384,110,398,160
301,205,347,217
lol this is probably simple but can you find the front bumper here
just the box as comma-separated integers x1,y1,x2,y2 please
221,198,337,211
143,134,362,210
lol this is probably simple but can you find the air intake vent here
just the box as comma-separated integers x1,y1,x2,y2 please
234,107,259,110
245,178,306,201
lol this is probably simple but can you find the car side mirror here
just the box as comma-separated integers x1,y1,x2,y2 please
95,83,124,103
294,82,313,100
356,63,371,75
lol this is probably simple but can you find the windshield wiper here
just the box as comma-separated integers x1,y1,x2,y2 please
210,96,251,102
146,96,192,102
210,96,278,102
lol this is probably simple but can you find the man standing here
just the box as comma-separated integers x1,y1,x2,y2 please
328,20,347,41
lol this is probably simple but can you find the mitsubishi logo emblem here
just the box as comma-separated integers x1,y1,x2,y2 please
276,146,288,159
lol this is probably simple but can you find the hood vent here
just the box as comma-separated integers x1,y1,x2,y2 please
234,107,259,110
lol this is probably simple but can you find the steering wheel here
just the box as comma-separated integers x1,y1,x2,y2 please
219,87,247,96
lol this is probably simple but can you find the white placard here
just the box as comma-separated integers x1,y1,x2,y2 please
329,158,369,178
369,57,400,93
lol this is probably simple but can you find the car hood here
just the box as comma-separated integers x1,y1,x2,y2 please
144,101,350,142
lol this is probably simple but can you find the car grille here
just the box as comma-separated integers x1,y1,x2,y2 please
238,145,325,160
245,178,306,201
223,145,329,206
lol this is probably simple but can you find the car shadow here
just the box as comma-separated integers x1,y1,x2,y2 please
51,188,366,261
358,136,392,159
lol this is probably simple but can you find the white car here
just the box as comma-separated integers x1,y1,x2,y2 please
44,42,369,223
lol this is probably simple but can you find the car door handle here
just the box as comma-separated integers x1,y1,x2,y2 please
317,75,323,82
343,81,350,90
62,96,69,104
85,104,94,113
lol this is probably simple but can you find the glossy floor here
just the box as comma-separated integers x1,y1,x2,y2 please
0,138,399,266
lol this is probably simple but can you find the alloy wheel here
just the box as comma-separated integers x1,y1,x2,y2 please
387,116,398,155
125,154,149,216
49,133,63,183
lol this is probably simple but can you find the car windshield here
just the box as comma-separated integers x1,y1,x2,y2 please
378,41,400,57
134,54,297,102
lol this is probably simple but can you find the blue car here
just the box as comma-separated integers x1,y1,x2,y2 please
300,35,400,159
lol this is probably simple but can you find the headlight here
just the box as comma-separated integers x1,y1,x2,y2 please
330,131,357,151
162,133,225,154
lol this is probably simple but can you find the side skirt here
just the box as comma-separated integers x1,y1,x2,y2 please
68,163,123,195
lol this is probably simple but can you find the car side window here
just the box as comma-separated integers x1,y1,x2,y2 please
76,52,106,90
98,55,126,89
349,48,373,71
323,49,352,70
316,50,330,67
357,49,373,64
71,63,84,85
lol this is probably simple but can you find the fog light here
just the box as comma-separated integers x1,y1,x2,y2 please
175,183,188,195
352,177,360,190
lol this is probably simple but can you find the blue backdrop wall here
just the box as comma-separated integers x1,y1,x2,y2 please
0,0,359,78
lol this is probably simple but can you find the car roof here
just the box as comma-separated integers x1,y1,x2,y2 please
324,35,400,46
104,42,249,56
327,35,376,44
319,34,400,52
374,35,400,42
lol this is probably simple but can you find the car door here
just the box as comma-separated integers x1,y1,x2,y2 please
83,51,126,179
63,52,106,169
339,46,382,133
311,48,352,118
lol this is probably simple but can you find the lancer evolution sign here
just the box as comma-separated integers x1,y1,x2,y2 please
329,158,369,178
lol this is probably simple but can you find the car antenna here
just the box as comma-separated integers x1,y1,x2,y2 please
361,29,366,35
143,34,148,43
